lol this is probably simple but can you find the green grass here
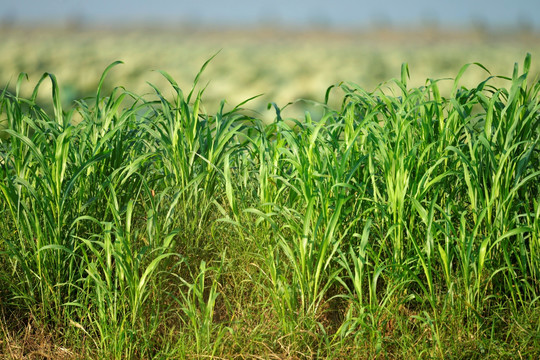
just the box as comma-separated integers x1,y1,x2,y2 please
1,54,539,359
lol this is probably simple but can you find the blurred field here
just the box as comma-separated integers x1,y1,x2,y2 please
1,25,539,120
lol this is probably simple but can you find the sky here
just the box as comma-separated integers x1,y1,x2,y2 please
1,0,539,30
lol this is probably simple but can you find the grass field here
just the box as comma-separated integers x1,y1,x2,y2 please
1,25,540,119
1,27,540,359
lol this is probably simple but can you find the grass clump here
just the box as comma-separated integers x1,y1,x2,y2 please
0,54,539,359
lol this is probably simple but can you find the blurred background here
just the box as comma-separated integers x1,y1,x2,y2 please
1,0,540,120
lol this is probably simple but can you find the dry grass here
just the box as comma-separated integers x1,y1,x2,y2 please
0,312,79,360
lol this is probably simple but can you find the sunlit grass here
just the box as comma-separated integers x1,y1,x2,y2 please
0,53,539,359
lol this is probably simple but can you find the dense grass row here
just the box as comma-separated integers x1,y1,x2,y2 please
1,55,539,359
